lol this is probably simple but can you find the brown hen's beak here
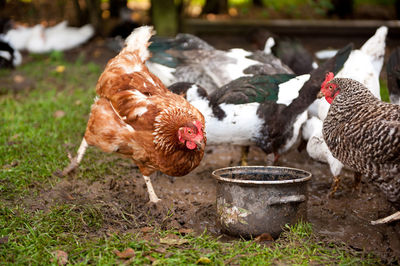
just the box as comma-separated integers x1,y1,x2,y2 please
194,139,205,151
317,91,324,99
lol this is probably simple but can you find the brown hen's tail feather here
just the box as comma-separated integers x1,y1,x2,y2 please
124,25,154,61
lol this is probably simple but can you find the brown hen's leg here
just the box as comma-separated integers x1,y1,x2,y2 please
371,211,400,225
240,146,249,166
61,138,88,176
143,175,161,203
329,175,341,197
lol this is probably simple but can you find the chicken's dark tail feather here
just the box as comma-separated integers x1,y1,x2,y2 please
386,47,400,104
332,43,353,74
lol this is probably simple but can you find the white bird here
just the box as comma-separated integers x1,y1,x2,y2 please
5,21,95,53
0,35,22,68
169,82,308,165
302,117,344,194
146,33,293,94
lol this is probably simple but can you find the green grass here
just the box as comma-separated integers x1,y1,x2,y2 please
0,52,383,264
0,201,379,264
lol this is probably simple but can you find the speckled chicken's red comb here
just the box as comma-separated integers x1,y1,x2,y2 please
321,72,334,89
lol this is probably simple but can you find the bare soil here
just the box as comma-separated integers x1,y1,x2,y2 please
24,145,398,263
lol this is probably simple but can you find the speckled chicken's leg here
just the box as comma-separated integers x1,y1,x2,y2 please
371,211,400,225
143,175,161,203
240,146,250,166
273,152,280,165
61,138,88,176
328,175,341,197
352,172,362,190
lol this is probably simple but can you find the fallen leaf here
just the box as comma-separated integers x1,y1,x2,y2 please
114,248,135,259
145,255,156,263
13,74,25,83
254,233,274,242
152,247,167,253
159,236,188,246
178,228,193,235
9,134,20,141
55,65,66,73
140,226,153,233
196,257,212,264
75,100,82,105
53,110,66,118
0,236,8,244
52,250,68,266
93,49,101,58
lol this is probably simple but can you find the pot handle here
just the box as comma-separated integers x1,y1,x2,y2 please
268,195,306,205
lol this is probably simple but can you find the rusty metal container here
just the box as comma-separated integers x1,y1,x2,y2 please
212,166,311,239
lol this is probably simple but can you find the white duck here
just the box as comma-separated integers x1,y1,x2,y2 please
146,33,293,94
167,43,352,165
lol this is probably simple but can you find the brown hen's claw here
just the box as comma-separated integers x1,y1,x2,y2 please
61,158,79,176
60,138,88,177
143,175,161,203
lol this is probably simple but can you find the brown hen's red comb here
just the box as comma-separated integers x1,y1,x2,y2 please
321,72,334,89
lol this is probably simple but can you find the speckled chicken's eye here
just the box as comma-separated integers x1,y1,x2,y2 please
187,129,192,134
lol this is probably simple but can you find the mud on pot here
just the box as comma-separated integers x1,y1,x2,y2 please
212,166,311,239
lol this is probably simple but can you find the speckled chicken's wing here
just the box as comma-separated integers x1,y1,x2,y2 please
344,105,400,164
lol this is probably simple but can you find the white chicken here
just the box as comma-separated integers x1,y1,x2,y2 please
5,21,94,53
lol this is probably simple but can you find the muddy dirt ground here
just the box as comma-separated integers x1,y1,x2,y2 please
14,35,400,263
40,145,399,262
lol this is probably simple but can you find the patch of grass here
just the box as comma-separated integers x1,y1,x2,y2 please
0,204,381,265
0,52,383,264
0,52,102,200
380,78,390,102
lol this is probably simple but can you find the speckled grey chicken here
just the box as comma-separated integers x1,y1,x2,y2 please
320,72,400,224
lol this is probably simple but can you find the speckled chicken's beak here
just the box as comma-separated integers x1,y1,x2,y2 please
317,91,324,98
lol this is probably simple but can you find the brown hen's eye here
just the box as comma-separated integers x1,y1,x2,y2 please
188,129,192,134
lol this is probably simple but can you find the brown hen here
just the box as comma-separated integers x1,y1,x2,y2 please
62,26,206,203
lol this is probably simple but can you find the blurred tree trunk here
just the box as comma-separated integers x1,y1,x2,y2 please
84,0,102,31
151,0,178,36
71,0,89,25
109,0,127,18
71,0,102,32
253,0,263,7
202,0,228,14
328,0,353,18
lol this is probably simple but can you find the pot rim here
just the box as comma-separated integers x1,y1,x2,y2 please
212,165,312,185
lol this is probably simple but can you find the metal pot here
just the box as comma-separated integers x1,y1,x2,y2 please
212,166,311,239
